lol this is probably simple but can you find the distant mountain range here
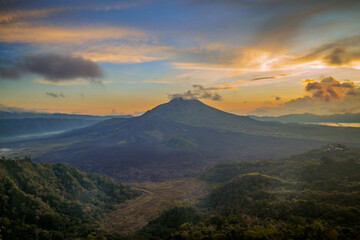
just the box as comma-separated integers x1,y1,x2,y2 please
0,110,132,120
4,98,360,182
249,112,360,123
0,110,132,138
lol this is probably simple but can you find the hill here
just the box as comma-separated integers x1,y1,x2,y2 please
132,145,360,239
0,156,139,240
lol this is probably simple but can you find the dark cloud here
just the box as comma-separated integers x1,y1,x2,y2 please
169,85,223,101
0,65,21,78
0,54,103,82
252,76,360,115
296,35,360,66
251,74,291,81
45,92,65,98
305,76,355,102
275,96,281,101
196,0,359,50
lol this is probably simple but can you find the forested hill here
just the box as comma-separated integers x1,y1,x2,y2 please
0,156,139,240
133,144,360,239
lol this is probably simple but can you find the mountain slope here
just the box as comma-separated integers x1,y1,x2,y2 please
0,156,139,239
3,98,359,181
144,98,360,144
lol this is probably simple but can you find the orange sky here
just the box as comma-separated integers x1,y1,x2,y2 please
1,0,360,116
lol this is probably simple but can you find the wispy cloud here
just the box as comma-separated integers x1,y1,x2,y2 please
251,73,293,81
192,84,236,91
0,23,146,44
168,84,224,101
0,8,64,23
46,92,65,98
73,44,173,63
294,35,360,67
0,0,148,23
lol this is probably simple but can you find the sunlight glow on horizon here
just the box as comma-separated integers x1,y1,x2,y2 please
0,0,360,116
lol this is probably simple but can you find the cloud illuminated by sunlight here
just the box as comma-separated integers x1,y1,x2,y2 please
35,79,112,86
0,23,146,44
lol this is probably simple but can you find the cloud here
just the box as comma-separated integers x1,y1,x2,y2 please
251,76,360,115
168,85,223,101
295,35,360,67
197,0,359,49
0,22,167,64
304,76,355,101
177,0,360,74
192,84,236,91
0,23,146,44
0,1,147,23
0,53,103,82
301,79,315,83
251,73,292,81
275,96,281,101
73,44,172,63
46,92,65,98
0,8,65,23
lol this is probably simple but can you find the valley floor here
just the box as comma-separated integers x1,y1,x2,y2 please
101,178,210,234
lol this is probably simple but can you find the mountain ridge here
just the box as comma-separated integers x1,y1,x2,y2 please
3,98,359,181
250,112,360,123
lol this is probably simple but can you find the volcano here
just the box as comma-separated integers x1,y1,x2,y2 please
6,98,359,181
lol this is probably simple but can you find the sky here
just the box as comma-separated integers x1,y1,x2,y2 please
0,0,360,116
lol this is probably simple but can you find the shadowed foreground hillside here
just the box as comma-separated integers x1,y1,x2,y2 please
131,145,360,239
0,157,139,240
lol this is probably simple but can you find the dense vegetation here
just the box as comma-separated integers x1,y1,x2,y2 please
133,144,360,239
0,157,139,240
